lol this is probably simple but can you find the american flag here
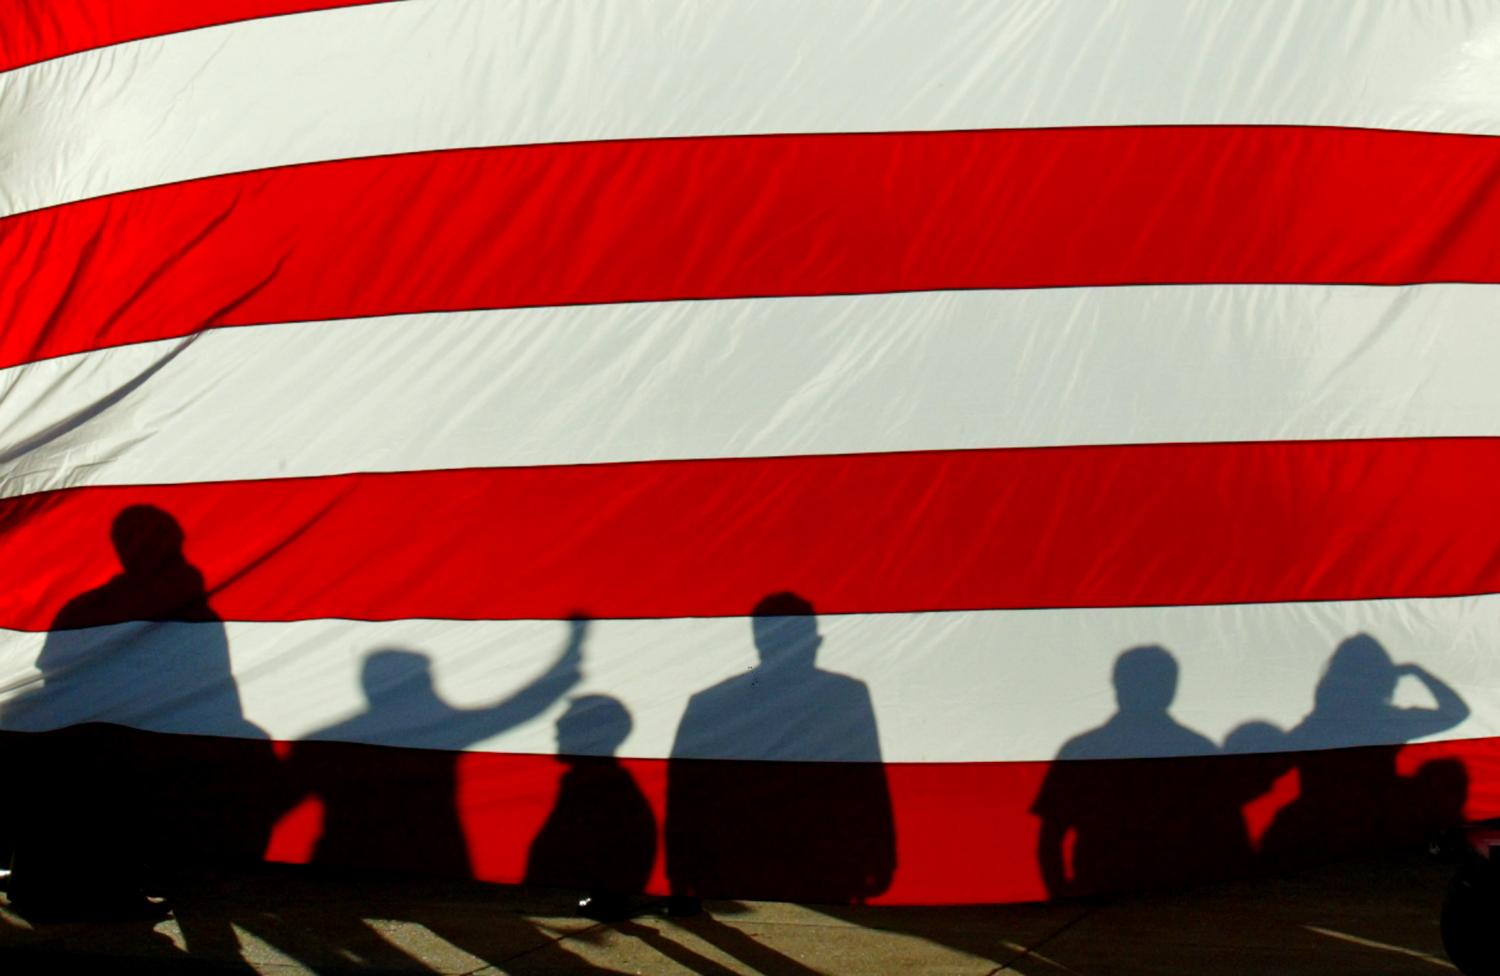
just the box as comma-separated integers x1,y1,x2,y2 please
0,0,1496,905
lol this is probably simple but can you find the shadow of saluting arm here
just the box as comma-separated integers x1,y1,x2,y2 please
1392,662,1470,740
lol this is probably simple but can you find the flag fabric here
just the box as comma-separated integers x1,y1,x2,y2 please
2,0,1500,904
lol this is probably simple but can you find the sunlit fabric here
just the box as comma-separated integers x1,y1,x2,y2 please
2,0,1499,905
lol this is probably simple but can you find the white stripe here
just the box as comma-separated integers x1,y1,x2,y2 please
0,284,1497,500
0,595,1490,763
4,0,1500,216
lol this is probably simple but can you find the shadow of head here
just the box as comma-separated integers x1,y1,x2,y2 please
1314,633,1396,713
111,504,187,575
360,649,436,708
1113,644,1178,715
751,592,822,670
555,694,632,756
1223,719,1286,754
1409,758,1470,836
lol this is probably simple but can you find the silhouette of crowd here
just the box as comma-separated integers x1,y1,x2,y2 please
0,503,1480,945
0,509,894,928
1032,639,1471,897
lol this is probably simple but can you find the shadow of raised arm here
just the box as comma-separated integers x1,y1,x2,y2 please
1393,662,1470,740
455,615,588,742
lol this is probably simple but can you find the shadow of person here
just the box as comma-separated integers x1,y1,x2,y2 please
1409,757,1469,845
3,505,280,926
665,591,895,916
1031,645,1256,898
525,695,656,921
282,617,586,877
1259,634,1470,868
382,695,643,975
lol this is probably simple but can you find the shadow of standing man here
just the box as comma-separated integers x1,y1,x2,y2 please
1031,645,1256,897
665,592,895,913
5,505,279,925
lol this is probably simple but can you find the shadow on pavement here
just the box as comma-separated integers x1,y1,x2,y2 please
0,850,1457,974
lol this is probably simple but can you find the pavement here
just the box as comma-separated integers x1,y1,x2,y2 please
0,851,1463,974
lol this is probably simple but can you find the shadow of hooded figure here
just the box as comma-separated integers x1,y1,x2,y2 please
283,618,585,877
665,592,895,905
1259,634,1469,867
1031,645,1256,898
4,505,279,919
525,695,656,920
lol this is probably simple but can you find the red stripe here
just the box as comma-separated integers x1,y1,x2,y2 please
2,728,1491,903
0,0,394,73
1,438,1497,630
7,125,1500,369
351,735,1500,903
